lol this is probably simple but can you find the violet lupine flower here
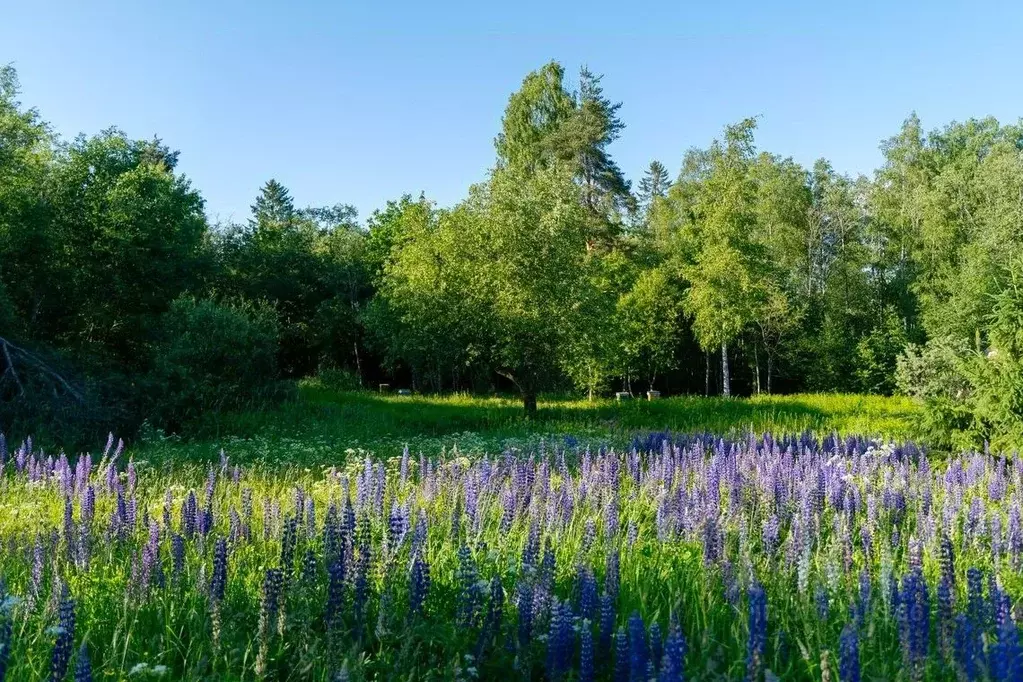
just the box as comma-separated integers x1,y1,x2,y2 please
409,551,430,618
838,623,860,682
614,627,629,682
937,577,954,655
210,538,228,603
954,614,981,682
628,611,647,682
516,581,533,653
325,560,345,632
0,609,9,682
545,599,573,679
171,533,185,582
455,544,482,630
967,568,987,631
142,520,164,591
579,566,598,624
49,586,75,682
649,622,662,676
74,643,92,682
815,586,830,622
899,567,930,669
746,583,768,682
660,621,685,682
279,516,298,586
990,610,1022,682
598,592,616,663
1008,507,1022,570
81,486,95,528
479,575,504,656
579,622,595,682
182,491,197,538
300,548,317,583
257,568,284,642
761,515,780,555
605,550,620,604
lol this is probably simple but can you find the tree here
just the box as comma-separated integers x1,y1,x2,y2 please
637,160,671,209
680,119,765,396
617,266,684,391
496,62,633,248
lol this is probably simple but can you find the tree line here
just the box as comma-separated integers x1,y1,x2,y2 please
2,61,1023,448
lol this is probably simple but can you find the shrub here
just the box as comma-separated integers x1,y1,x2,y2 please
148,297,282,431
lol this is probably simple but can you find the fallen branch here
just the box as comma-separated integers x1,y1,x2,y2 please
0,336,84,403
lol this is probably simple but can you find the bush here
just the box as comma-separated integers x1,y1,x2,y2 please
148,297,282,431
853,307,908,395
317,366,363,392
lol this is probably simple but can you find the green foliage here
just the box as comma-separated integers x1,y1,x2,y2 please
853,306,909,394
148,297,282,431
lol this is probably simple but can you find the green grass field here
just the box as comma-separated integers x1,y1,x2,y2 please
136,383,920,467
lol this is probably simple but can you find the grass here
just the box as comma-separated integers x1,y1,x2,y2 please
136,383,920,467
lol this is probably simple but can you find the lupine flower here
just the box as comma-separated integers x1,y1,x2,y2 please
210,538,228,603
628,611,646,682
746,583,767,682
409,551,430,618
954,613,981,682
455,544,482,630
74,643,92,682
325,560,345,632
580,621,595,682
838,623,860,682
517,581,533,653
50,586,75,682
546,599,573,679
660,621,686,682
614,627,629,682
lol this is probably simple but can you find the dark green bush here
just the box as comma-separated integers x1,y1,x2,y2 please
148,297,283,431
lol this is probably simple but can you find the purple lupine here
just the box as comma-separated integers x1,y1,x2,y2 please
991,613,1022,682
660,621,686,682
409,551,430,618
517,580,534,653
455,544,482,630
325,560,345,632
279,516,298,586
628,611,647,682
579,566,599,624
614,627,629,682
49,585,75,682
649,622,663,676
545,598,574,679
954,613,981,682
182,491,197,538
300,548,318,583
171,533,185,582
838,623,860,682
746,583,768,682
605,550,620,604
580,622,595,682
210,538,228,603
0,579,11,682
74,643,92,682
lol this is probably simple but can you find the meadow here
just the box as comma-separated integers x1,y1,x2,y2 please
3,391,1023,681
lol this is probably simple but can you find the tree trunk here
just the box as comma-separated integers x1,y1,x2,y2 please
767,353,773,395
522,390,537,417
721,341,731,397
353,340,363,386
753,342,761,395
704,350,711,396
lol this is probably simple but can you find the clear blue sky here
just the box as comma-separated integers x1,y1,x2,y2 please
3,1,1022,223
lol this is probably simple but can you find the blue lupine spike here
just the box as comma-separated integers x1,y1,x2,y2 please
838,623,860,682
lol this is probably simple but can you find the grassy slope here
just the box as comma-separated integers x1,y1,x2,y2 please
136,382,920,466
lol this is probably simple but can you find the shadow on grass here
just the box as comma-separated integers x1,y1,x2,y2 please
195,385,918,445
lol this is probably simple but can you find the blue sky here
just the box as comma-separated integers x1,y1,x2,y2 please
3,1,1022,224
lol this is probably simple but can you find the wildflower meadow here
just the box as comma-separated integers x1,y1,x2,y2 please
0,431,1021,680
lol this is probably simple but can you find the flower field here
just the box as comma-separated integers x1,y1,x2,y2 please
0,431,1021,681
